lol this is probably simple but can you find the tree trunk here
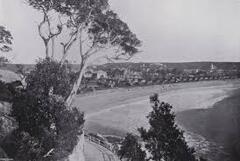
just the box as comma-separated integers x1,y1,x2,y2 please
44,40,50,58
65,27,85,107
60,47,67,65
51,37,55,58
66,63,86,107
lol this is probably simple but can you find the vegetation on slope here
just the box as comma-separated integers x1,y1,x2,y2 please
1,59,85,161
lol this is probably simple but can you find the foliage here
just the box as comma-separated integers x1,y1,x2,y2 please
0,26,13,52
15,64,27,81
15,131,43,161
9,89,84,161
0,146,8,158
25,58,73,98
0,25,12,67
2,59,85,161
138,93,198,161
0,57,9,67
118,133,146,161
0,81,13,102
54,0,141,59
25,0,141,106
26,0,141,60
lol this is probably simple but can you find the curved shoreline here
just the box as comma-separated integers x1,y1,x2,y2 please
77,80,240,98
177,88,240,161
74,80,240,160
74,80,240,115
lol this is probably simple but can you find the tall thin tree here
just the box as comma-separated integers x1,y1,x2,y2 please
26,0,141,107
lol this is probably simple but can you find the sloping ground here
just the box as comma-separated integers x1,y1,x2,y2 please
68,134,85,161
0,69,20,83
0,102,15,160
0,70,19,159
0,101,16,160
84,140,119,161
0,147,8,158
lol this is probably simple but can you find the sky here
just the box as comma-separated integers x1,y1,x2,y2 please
1,0,240,64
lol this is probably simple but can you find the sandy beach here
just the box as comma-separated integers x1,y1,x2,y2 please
72,80,240,160
73,80,240,135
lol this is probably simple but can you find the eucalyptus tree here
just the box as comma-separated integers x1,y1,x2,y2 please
26,0,141,107
55,0,141,106
26,0,63,58
0,26,13,53
0,26,13,66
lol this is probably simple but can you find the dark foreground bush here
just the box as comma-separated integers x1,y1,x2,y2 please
3,87,84,161
0,80,13,102
25,58,74,99
118,133,146,161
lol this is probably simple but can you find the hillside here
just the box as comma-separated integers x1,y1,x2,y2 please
161,62,240,71
98,62,240,71
0,69,20,83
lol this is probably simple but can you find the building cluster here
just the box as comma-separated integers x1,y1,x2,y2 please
77,63,240,93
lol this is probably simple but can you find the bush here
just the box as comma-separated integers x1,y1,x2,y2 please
138,93,203,161
7,90,84,161
26,58,73,99
3,58,85,161
118,133,146,161
0,80,13,102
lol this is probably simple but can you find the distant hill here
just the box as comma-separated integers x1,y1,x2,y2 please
0,64,34,73
0,69,20,83
1,62,240,73
160,62,240,71
96,62,240,71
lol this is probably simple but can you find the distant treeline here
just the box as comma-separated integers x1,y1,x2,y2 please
161,62,240,71
99,62,240,71
2,62,240,73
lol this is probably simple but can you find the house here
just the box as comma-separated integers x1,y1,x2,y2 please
112,68,125,80
184,69,196,74
84,69,94,79
84,68,106,80
210,63,217,73
217,69,224,74
124,70,143,83
96,70,108,79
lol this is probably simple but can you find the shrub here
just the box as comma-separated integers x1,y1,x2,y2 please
118,133,146,161
8,90,84,161
3,58,85,161
0,80,13,102
25,58,73,99
138,93,202,161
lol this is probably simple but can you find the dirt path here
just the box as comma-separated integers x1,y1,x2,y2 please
84,140,119,161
